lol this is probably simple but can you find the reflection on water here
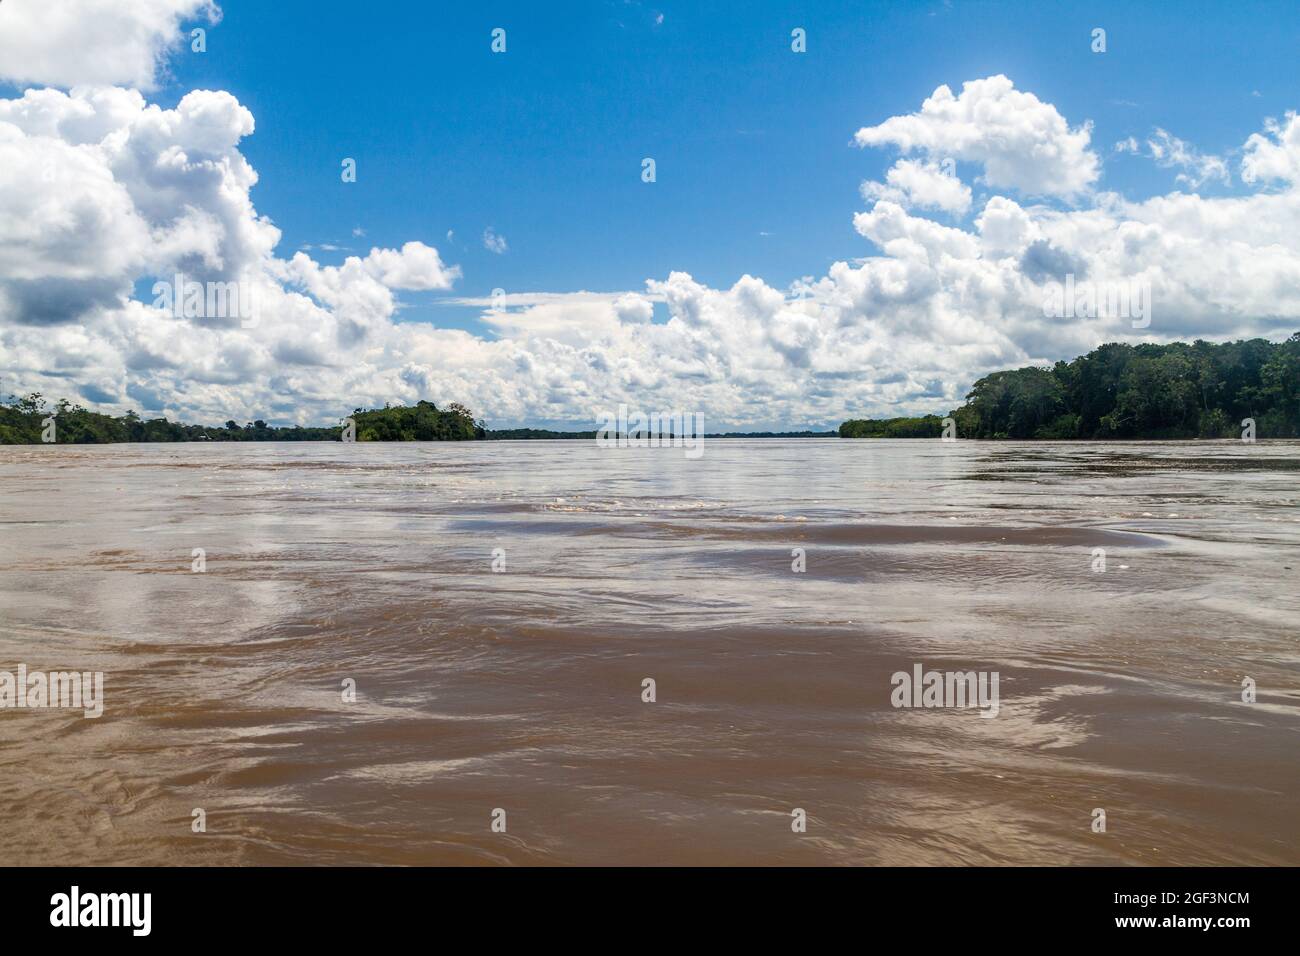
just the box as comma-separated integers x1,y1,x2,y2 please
0,439,1296,865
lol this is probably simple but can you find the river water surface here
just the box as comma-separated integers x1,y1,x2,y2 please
0,439,1296,865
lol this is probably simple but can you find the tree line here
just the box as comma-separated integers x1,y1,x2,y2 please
841,334,1300,439
0,396,482,444
5,334,1297,444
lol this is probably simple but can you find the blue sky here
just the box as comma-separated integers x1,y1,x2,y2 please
166,0,1294,333
2,0,1298,429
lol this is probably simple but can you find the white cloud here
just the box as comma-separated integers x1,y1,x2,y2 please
1117,129,1233,187
0,86,273,323
861,158,972,215
482,227,508,254
0,83,466,420
854,75,1099,200
1144,128,1231,186
363,242,460,290
0,0,220,91
1241,111,1300,185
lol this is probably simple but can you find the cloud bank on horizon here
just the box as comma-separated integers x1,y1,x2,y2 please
1,1,1298,429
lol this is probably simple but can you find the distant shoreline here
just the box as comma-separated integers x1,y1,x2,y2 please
485,430,837,440
4,333,1297,444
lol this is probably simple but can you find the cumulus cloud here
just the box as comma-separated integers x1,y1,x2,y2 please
0,0,220,91
0,86,271,321
1241,112,1300,185
861,159,972,215
854,75,1099,200
0,83,466,420
1,42,1299,429
362,242,460,290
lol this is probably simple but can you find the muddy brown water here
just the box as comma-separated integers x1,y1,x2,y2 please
0,439,1296,865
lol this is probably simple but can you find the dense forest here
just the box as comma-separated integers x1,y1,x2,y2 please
0,396,481,444
842,334,1300,440
838,415,947,438
350,401,483,441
